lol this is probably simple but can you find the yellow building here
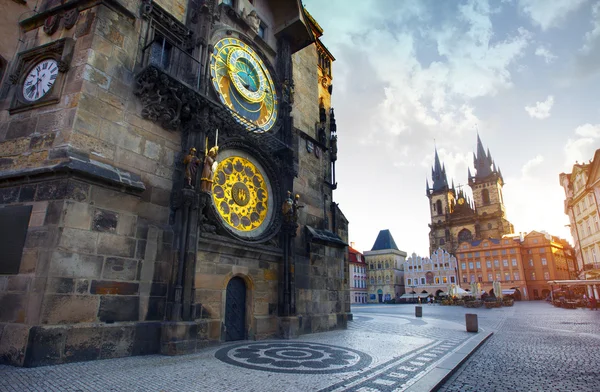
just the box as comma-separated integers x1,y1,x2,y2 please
364,230,407,303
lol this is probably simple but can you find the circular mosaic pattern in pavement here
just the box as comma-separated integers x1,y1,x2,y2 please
215,341,372,374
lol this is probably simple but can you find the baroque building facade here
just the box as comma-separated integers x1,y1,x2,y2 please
560,150,600,284
364,230,407,303
454,231,575,300
427,135,514,255
404,248,457,297
0,0,350,367
348,244,367,304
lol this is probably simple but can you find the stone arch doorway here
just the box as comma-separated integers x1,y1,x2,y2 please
511,287,523,301
377,289,383,303
225,277,246,341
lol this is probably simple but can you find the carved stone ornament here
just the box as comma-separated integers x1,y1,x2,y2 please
63,9,79,30
134,66,202,130
141,0,192,43
306,140,314,153
43,14,61,35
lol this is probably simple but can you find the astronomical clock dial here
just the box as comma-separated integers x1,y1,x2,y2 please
210,38,278,132
22,59,59,102
212,151,273,239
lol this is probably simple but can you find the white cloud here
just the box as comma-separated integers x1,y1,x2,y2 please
564,123,600,167
534,45,557,63
518,0,589,30
581,2,600,52
524,95,554,119
521,154,544,176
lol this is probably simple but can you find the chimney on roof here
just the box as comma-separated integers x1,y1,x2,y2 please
351,241,355,249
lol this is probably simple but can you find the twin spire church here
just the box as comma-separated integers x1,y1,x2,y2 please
426,135,515,255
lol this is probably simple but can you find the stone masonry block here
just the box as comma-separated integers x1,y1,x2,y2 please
58,228,98,254
90,186,139,212
49,251,103,278
40,295,99,324
0,324,30,366
92,208,118,232
97,233,136,257
63,201,92,230
98,296,138,322
103,257,138,280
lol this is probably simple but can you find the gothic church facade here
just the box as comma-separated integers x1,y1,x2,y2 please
426,135,514,255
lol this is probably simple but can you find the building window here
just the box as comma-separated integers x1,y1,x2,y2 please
482,189,490,205
540,247,545,254
378,263,382,269
595,215,600,232
467,253,472,257
487,260,492,268
495,273,501,281
514,271,520,280
435,277,440,284
544,271,550,280
494,260,499,268
436,200,443,215
510,248,516,254
485,251,490,256
463,277,468,283
533,239,538,244
443,277,448,283
420,277,426,285
469,262,474,269
475,252,480,257
531,272,536,280
407,278,412,286
503,260,508,267
512,258,517,266
529,259,534,267
476,261,481,269
483,242,489,247
501,249,507,255
504,272,510,281
488,273,493,281
470,274,475,282
370,278,374,284
541,258,547,266
461,263,466,269
450,276,456,283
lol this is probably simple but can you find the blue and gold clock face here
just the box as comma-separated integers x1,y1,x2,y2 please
210,38,278,132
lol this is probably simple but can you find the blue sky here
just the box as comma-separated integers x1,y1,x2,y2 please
303,0,600,254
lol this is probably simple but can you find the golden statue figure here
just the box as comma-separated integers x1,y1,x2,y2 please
200,146,219,193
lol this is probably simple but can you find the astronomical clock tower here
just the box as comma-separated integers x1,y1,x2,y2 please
0,0,348,366
427,135,514,255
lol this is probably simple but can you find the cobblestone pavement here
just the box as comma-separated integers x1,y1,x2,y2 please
439,301,600,392
5,302,588,392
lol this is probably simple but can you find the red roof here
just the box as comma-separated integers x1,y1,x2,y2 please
348,246,365,264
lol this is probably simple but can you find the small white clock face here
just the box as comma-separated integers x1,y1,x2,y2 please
22,59,59,102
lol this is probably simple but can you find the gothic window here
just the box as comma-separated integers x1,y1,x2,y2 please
482,189,490,205
378,262,382,269
377,276,382,283
436,200,443,215
385,261,389,269
370,277,374,284
458,229,472,243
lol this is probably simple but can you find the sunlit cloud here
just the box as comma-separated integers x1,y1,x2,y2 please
518,0,589,30
524,95,554,119
534,45,557,63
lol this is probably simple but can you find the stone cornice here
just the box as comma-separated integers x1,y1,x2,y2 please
19,0,136,31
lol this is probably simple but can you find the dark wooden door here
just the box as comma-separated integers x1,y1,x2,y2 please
225,277,246,341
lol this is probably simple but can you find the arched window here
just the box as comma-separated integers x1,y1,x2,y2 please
377,276,382,283
458,229,473,243
385,261,390,269
436,200,443,215
385,275,390,283
378,262,382,269
482,189,490,205
370,277,374,284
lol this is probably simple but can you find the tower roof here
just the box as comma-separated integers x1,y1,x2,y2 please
430,148,449,192
371,229,399,251
470,133,502,181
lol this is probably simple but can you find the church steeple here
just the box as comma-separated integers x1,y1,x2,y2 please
431,148,449,192
472,133,496,180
